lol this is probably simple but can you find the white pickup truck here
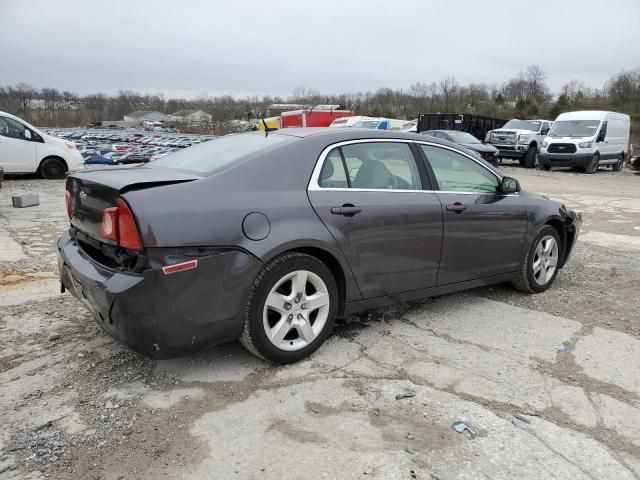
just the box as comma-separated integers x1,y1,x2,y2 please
485,119,553,168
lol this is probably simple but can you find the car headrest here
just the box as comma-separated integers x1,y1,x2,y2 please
353,160,392,189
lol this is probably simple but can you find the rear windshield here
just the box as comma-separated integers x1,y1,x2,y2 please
149,132,294,173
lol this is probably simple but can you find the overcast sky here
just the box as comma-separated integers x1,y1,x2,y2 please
1,0,638,99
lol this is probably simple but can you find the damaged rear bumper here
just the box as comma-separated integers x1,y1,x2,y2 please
57,231,261,358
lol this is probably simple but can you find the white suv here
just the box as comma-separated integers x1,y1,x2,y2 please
0,111,84,179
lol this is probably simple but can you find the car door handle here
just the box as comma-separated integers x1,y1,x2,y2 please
331,204,361,216
446,203,467,214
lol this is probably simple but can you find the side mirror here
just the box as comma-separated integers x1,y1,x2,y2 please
24,129,32,140
501,176,520,194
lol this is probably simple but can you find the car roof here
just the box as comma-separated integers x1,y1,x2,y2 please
271,127,440,142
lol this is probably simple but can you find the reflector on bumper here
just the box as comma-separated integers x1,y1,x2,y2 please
162,259,198,275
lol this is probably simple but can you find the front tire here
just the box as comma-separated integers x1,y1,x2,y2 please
40,157,67,179
612,154,624,172
240,252,338,363
512,225,561,294
523,146,538,168
585,153,600,174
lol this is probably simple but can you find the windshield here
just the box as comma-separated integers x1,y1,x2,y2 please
446,131,481,144
149,132,294,173
352,121,380,129
549,120,600,137
503,120,541,131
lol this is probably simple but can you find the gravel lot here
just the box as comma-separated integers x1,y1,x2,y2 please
1,166,639,480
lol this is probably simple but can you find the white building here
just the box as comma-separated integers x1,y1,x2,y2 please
169,110,213,124
123,110,169,125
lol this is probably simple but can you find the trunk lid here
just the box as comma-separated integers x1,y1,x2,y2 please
66,167,201,270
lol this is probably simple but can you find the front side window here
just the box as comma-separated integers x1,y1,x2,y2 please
0,116,28,140
420,145,499,194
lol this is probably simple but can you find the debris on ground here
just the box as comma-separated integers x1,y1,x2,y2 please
451,421,477,439
396,391,416,400
12,194,40,208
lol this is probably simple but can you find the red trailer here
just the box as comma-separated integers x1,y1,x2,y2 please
280,108,354,128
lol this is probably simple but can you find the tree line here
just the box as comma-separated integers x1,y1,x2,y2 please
1,65,639,131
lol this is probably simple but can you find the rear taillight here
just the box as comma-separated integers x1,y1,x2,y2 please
117,198,143,251
65,189,72,219
99,198,144,251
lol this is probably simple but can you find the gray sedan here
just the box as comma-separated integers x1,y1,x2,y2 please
58,128,581,363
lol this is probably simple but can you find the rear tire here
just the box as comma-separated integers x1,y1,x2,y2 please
511,225,561,294
612,154,624,172
40,158,67,179
240,252,338,364
585,153,600,174
523,146,538,168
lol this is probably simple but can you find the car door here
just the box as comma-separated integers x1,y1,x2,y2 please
597,120,614,160
307,140,443,299
0,116,37,173
417,143,527,285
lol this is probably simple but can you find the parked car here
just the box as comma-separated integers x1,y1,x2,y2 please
630,147,640,171
0,111,84,178
539,111,630,173
329,116,377,128
58,129,581,363
421,130,499,166
351,118,416,131
485,119,553,168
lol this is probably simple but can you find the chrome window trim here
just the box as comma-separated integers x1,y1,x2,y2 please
307,138,510,195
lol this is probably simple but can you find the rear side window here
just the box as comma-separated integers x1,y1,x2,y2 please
317,142,422,190
150,132,294,173
342,142,421,190
319,149,348,188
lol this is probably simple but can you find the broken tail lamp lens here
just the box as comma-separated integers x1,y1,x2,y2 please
100,199,143,251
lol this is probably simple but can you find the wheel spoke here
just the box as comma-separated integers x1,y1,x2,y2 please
266,293,289,313
292,271,308,298
303,292,329,311
296,318,315,343
544,238,555,254
536,243,544,258
540,265,548,283
533,259,542,274
270,316,291,344
547,257,558,268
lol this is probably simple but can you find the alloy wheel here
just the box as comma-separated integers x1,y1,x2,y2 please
532,235,558,286
262,270,330,351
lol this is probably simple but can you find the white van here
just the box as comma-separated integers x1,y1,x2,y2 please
328,116,376,128
0,111,84,179
539,111,630,173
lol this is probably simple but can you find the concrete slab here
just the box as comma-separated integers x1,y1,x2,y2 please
574,327,640,396
0,229,26,262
